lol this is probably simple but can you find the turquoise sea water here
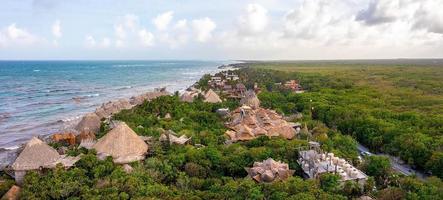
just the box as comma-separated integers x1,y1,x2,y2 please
0,60,226,164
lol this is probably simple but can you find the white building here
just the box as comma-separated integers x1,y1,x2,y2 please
298,142,368,186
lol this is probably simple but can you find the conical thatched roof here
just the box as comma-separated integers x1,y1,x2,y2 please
93,122,148,164
204,89,222,103
180,91,198,102
240,90,260,109
12,137,60,171
76,112,101,134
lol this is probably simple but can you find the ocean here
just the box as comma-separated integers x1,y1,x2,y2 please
0,60,228,167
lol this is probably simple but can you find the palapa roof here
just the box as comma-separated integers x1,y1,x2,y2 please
93,122,148,164
226,106,296,141
180,91,198,102
245,158,294,183
76,112,101,134
12,137,61,171
204,89,222,103
240,90,260,109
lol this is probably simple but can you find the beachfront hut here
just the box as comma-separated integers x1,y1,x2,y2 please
180,91,197,102
76,112,101,134
11,137,61,184
204,89,222,103
93,122,148,164
240,90,260,109
245,158,294,183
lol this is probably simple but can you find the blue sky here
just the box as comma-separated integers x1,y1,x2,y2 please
0,0,442,60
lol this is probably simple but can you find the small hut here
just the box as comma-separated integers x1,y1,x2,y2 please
245,158,294,183
11,137,61,184
1,185,20,200
204,89,222,103
159,130,191,145
180,91,198,102
76,112,101,134
240,90,260,109
93,122,148,164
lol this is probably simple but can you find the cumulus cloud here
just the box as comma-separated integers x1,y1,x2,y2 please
153,11,174,31
85,35,96,47
412,0,443,34
0,24,39,47
356,0,399,25
192,17,216,42
238,4,269,34
138,29,154,47
123,14,139,31
52,20,62,38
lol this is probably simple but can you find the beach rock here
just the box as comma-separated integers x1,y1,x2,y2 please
76,113,101,134
1,185,20,200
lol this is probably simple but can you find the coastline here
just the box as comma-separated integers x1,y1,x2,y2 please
0,62,239,169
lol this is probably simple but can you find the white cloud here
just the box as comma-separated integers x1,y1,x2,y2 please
52,20,62,38
123,14,139,31
192,17,216,42
153,11,174,31
412,0,443,34
0,23,38,47
238,4,269,34
138,29,154,46
101,37,111,48
85,35,96,47
114,24,126,39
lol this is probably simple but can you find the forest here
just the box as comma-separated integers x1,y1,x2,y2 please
1,61,442,199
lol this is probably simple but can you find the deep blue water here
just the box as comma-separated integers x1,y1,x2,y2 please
0,60,226,152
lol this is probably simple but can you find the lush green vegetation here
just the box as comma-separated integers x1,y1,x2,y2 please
240,62,443,178
12,62,443,199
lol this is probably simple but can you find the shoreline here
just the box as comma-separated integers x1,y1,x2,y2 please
0,62,240,169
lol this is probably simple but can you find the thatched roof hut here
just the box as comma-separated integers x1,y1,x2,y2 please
240,90,260,109
180,91,198,102
159,130,191,145
93,122,148,164
204,89,222,103
12,137,60,171
245,158,294,183
76,112,101,134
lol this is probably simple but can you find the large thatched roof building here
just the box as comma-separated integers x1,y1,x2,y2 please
11,137,61,184
225,106,296,142
93,122,148,164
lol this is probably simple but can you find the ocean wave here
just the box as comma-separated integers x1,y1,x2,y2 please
112,64,148,68
33,69,41,72
72,93,100,100
115,86,132,90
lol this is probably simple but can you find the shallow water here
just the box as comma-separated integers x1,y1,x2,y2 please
0,60,227,166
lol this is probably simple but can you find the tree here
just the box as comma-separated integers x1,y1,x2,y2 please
319,173,340,193
363,155,391,185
